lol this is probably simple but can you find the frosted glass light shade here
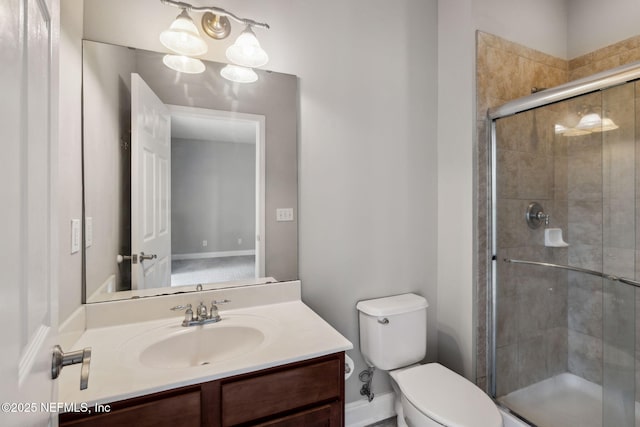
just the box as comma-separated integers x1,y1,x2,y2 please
226,26,268,68
220,64,258,83
592,117,619,132
575,113,602,130
163,54,206,74
562,128,591,137
160,9,208,56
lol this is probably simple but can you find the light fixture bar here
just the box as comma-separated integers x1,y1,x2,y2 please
160,0,270,30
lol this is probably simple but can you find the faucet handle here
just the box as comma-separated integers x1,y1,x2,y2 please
209,299,230,320
170,303,192,311
171,304,193,326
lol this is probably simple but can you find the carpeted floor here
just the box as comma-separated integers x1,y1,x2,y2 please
171,256,255,286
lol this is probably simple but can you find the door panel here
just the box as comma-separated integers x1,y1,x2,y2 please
131,74,171,289
1,0,59,426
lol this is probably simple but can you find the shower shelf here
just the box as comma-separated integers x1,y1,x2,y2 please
544,228,568,247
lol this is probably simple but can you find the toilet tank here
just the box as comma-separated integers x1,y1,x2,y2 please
356,293,428,371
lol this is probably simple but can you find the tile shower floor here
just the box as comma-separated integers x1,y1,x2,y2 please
499,373,640,427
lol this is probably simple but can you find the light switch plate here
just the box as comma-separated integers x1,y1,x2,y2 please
276,208,294,222
71,219,81,254
85,217,93,248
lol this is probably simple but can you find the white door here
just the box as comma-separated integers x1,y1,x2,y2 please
131,74,172,290
0,0,60,426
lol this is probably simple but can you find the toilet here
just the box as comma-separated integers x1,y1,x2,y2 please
357,293,503,427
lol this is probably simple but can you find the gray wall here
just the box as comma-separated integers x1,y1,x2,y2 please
171,138,256,255
83,41,135,297
58,0,84,321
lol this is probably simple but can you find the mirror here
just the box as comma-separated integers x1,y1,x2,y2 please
82,40,298,303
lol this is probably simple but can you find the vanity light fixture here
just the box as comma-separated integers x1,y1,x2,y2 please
162,54,206,74
220,64,258,83
226,25,269,68
160,8,208,56
160,0,270,80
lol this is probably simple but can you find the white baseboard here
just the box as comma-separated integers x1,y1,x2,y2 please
345,392,395,427
172,250,255,260
344,391,528,427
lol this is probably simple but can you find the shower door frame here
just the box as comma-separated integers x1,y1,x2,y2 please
487,60,640,398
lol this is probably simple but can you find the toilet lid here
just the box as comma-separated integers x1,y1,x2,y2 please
393,363,502,427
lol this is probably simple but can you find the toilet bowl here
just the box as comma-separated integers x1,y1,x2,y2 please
356,293,503,427
390,363,502,427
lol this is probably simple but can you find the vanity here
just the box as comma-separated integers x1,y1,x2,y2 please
60,33,342,427
57,281,352,427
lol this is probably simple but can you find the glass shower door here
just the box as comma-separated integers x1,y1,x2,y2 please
600,81,636,427
491,78,639,427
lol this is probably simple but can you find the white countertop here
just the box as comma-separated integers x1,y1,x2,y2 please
59,300,352,407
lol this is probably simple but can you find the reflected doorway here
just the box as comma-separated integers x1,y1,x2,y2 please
168,105,265,286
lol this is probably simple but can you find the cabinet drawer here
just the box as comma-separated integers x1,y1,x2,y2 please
221,359,341,426
253,403,337,427
60,390,201,427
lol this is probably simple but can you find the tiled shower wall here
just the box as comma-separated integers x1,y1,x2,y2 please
475,31,568,393
476,32,640,395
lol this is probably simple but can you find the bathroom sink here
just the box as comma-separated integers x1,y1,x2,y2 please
140,325,265,369
120,314,278,369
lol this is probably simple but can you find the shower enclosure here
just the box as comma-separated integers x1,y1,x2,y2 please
489,63,640,427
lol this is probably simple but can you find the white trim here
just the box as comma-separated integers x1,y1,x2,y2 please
345,392,396,427
172,250,256,261
18,325,50,387
166,105,266,279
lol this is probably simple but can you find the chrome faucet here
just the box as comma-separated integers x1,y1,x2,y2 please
170,299,230,327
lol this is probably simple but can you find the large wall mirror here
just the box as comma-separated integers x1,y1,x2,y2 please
83,40,298,303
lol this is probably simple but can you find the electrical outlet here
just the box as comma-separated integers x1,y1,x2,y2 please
202,240,208,247
276,208,294,222
237,237,243,245
85,217,93,248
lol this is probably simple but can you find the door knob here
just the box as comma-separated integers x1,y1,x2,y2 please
116,254,138,264
139,252,157,261
52,345,92,390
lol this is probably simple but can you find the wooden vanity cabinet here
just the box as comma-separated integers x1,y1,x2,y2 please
60,352,345,427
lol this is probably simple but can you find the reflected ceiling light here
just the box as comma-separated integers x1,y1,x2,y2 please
160,9,208,56
575,112,602,130
226,26,269,68
592,117,619,132
220,64,258,83
162,54,206,74
561,127,591,137
554,124,568,135
557,108,619,137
